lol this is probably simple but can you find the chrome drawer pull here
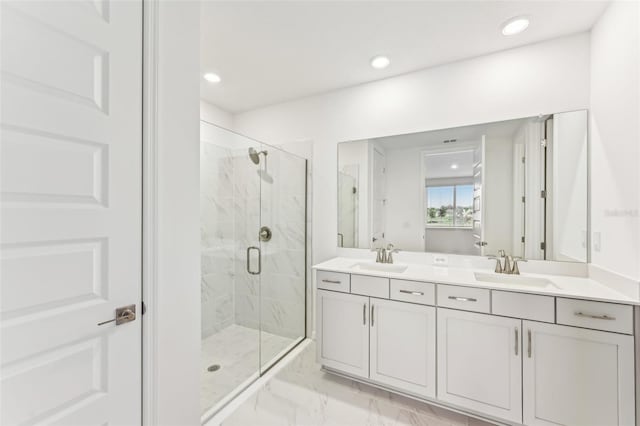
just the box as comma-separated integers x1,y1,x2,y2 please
574,311,616,321
399,290,424,296
321,279,341,284
448,296,477,302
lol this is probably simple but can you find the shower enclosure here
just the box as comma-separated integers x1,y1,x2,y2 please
199,121,307,419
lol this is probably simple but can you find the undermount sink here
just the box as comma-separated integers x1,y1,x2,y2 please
352,262,409,273
474,272,559,289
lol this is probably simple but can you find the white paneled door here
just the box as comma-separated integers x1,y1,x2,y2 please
1,1,143,425
437,308,522,423
523,321,635,426
316,290,370,378
369,298,436,399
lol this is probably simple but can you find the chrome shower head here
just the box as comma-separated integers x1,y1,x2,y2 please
248,147,260,164
248,147,267,165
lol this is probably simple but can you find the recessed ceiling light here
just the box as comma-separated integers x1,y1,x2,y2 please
203,72,221,83
450,164,459,170
501,16,530,36
370,55,390,69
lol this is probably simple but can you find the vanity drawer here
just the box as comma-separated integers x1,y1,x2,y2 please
437,285,490,313
317,270,350,293
351,274,389,298
556,298,633,334
492,290,555,322
390,279,436,306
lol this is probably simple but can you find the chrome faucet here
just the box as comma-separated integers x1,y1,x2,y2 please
488,250,527,275
372,247,387,263
386,244,400,264
371,243,400,264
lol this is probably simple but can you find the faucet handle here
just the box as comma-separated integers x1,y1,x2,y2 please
387,247,400,264
371,247,386,263
511,257,527,275
497,249,506,257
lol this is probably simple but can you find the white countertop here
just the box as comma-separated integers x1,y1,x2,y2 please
313,257,640,305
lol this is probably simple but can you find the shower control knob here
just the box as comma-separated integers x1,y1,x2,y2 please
259,226,272,242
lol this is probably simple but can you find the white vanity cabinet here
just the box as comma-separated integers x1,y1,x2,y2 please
317,283,437,398
522,321,635,426
370,298,436,398
316,289,369,377
315,268,637,426
437,308,523,423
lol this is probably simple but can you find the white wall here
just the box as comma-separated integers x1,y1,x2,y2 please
589,0,640,281
426,228,476,255
234,33,591,265
200,99,234,129
151,1,201,424
552,110,588,262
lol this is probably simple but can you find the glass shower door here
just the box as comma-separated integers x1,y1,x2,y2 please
200,122,261,417
255,145,307,373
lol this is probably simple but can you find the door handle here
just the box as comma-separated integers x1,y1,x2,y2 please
98,304,136,326
514,327,519,356
527,329,532,358
246,246,261,275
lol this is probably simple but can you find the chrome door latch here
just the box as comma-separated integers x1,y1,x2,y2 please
98,304,136,326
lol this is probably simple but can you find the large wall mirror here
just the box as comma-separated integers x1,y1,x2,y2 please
337,110,588,262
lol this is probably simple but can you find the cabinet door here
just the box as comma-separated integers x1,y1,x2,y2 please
316,290,369,378
437,308,522,423
370,298,436,398
523,321,635,426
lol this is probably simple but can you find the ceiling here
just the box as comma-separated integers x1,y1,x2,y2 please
424,151,475,179
200,1,609,113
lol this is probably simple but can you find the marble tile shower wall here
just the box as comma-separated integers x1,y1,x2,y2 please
201,136,307,341
200,142,236,339
234,149,307,339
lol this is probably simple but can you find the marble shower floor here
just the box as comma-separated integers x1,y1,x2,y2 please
220,341,494,426
201,324,297,415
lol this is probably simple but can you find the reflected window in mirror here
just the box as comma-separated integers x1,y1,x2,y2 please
425,185,474,228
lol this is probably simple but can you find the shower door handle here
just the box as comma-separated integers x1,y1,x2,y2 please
246,246,261,275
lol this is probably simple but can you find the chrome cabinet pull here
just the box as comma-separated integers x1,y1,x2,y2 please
363,303,366,325
246,246,261,275
400,290,424,296
371,304,375,327
527,329,532,358
514,328,519,356
322,279,341,284
574,311,616,321
448,296,477,302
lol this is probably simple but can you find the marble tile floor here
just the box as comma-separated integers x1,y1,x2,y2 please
201,324,297,415
221,341,494,426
